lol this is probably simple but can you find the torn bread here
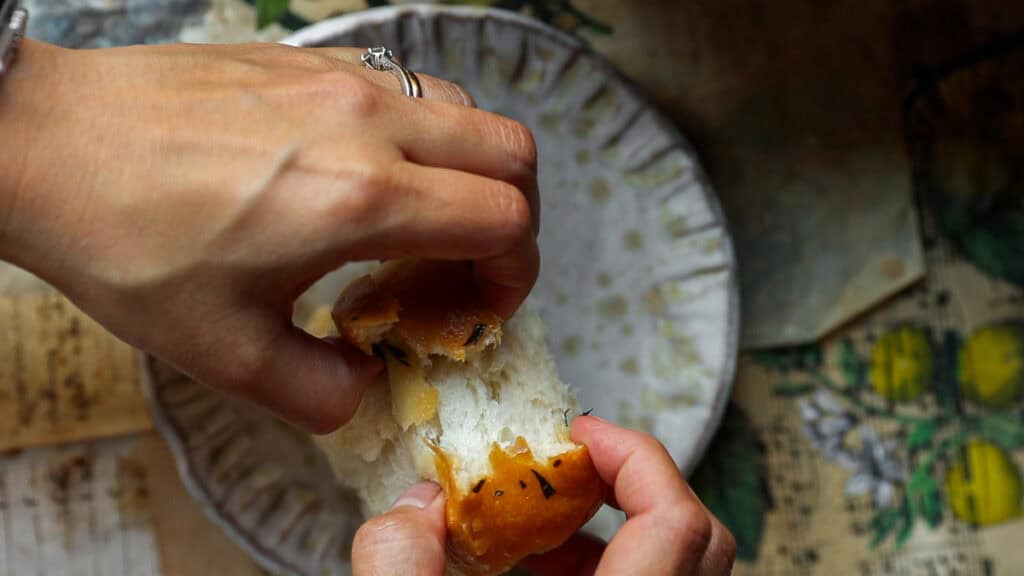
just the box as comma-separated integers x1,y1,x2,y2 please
312,260,604,575
332,259,502,361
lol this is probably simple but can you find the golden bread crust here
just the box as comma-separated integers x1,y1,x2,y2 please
434,440,605,575
333,259,502,361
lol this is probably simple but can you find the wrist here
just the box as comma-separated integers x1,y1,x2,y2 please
0,39,69,271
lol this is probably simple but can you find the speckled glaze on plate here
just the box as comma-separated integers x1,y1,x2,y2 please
141,5,739,575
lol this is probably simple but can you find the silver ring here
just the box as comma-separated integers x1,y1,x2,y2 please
361,47,422,98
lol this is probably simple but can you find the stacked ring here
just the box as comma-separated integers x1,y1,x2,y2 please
361,46,423,98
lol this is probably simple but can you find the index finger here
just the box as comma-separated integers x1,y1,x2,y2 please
570,416,713,575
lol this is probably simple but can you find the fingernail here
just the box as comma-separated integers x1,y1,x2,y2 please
390,482,441,510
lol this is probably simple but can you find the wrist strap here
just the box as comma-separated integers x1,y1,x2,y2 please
0,0,27,77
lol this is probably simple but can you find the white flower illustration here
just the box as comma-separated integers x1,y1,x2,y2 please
798,390,858,468
844,425,906,508
798,391,907,507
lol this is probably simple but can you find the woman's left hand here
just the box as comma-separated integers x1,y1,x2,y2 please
0,40,540,433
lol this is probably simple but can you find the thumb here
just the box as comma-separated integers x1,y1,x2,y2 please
353,482,448,576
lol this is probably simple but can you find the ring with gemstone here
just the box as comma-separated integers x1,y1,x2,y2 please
361,46,422,98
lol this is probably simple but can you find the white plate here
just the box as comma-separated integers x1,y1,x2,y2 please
142,5,740,575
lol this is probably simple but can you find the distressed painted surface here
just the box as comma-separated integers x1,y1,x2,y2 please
0,437,159,576
0,286,151,453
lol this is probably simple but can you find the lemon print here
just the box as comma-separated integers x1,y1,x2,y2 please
959,326,1024,409
869,327,934,402
946,440,1023,525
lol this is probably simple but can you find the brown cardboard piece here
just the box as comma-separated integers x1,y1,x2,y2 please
570,0,1024,348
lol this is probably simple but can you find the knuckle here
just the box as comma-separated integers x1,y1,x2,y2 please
356,159,395,197
333,159,392,219
634,430,673,460
490,182,532,244
451,83,476,107
663,506,714,555
440,79,475,106
720,526,738,566
212,340,269,394
305,72,381,115
496,117,538,171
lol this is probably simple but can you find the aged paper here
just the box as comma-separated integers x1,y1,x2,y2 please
709,207,1024,574
0,265,151,452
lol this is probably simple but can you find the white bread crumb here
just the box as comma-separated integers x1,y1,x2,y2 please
313,310,579,518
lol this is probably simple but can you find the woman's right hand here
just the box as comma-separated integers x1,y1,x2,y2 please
351,416,736,575
523,416,737,575
0,39,540,433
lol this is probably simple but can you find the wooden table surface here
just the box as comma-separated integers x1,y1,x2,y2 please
0,263,267,575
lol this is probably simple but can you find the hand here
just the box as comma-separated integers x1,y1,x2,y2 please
351,417,736,575
0,40,539,433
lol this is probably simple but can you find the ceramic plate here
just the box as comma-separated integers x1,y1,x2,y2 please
141,5,739,575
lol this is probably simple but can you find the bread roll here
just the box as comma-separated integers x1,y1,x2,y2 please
313,260,604,575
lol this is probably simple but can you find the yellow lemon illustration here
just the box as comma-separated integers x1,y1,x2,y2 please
959,326,1024,409
946,440,1023,525
869,327,934,402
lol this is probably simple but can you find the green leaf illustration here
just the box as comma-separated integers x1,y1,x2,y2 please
870,492,923,548
973,412,1024,448
905,419,937,452
907,470,943,528
837,338,865,390
869,507,901,547
751,351,791,372
895,501,915,547
919,479,943,527
256,0,290,29
805,345,823,370
691,404,766,562
772,382,815,397
753,343,823,373
933,330,963,412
